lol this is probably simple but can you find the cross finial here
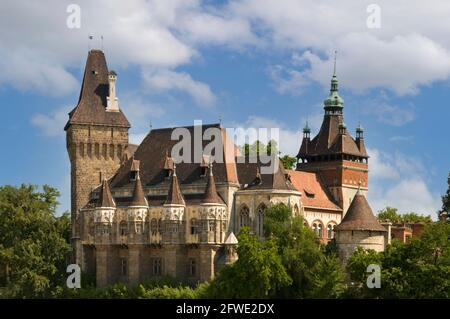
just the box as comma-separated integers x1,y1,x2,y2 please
333,50,337,76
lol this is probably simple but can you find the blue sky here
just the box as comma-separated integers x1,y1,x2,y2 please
0,0,449,216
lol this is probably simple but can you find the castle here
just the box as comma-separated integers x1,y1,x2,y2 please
65,50,386,287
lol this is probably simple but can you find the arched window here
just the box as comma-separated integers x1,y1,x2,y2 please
256,204,266,237
150,218,158,235
239,205,250,228
136,217,143,234
190,218,199,235
312,221,323,238
120,221,128,236
327,223,336,239
293,204,299,215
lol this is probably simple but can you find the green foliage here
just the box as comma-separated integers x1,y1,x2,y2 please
263,204,346,298
377,207,432,223
280,155,297,170
346,222,450,298
440,172,450,221
241,139,278,156
0,184,71,298
205,228,291,298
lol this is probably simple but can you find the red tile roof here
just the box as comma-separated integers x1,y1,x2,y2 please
288,170,341,211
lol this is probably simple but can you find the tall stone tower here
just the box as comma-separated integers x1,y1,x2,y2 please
296,65,369,215
65,50,130,265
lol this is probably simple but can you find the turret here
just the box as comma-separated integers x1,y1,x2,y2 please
199,163,227,243
94,179,116,243
127,168,148,240
162,164,185,244
334,184,386,265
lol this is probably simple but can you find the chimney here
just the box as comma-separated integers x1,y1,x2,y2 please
106,70,119,112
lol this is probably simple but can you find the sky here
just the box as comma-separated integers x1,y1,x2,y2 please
0,0,448,216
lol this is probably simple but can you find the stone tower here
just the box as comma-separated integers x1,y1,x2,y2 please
296,64,369,215
65,49,130,265
334,187,386,264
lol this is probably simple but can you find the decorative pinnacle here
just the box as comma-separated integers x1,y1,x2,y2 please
173,163,177,176
209,161,214,176
357,179,362,194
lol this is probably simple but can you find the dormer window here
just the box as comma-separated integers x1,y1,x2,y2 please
130,171,138,181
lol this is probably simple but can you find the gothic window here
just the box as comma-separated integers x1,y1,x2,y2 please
120,258,127,276
150,218,158,235
256,204,266,237
312,222,323,238
190,218,199,235
293,204,299,215
120,221,128,236
239,205,250,229
327,224,336,239
96,224,111,235
209,220,216,233
152,258,162,276
188,258,196,276
136,218,143,234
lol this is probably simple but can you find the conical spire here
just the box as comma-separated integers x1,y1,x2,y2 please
335,191,386,232
203,162,222,204
130,170,147,207
97,178,115,208
165,164,185,205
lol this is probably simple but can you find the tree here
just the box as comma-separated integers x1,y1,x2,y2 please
346,222,450,298
377,207,401,222
205,228,291,298
378,207,432,223
264,204,346,298
439,172,450,222
280,155,297,170
0,184,71,298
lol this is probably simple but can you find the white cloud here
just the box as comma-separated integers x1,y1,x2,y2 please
368,147,441,216
3,0,450,98
31,107,70,137
142,69,216,107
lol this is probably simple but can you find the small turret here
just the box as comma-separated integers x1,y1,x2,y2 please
334,183,386,264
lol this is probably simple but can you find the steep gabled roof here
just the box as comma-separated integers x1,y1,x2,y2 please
110,123,238,188
236,155,297,191
65,50,130,130
335,192,386,232
97,178,115,208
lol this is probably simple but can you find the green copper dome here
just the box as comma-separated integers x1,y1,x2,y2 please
324,74,344,109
